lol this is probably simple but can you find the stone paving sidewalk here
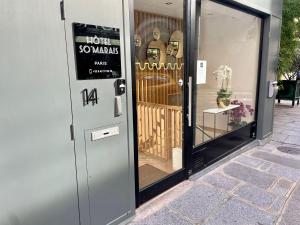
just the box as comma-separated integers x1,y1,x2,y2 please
128,101,300,225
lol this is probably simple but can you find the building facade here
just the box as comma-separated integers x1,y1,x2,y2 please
0,0,282,225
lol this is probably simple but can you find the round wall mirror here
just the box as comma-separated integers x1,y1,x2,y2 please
147,28,166,65
167,30,183,58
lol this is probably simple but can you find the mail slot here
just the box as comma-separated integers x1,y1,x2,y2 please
91,126,120,141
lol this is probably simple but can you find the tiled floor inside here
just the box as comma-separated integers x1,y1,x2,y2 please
128,101,300,225
139,152,174,174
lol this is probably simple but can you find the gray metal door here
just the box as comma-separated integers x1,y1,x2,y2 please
63,1,133,224
0,1,80,225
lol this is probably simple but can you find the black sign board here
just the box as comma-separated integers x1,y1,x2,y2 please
73,23,121,80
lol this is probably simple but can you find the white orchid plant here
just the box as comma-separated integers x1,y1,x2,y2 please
213,65,232,92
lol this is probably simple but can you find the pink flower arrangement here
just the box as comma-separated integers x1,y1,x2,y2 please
229,100,254,127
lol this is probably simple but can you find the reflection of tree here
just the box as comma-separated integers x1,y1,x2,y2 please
284,48,300,80
278,0,300,80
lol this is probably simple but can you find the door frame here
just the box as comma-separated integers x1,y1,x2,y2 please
128,0,193,206
186,0,267,175
129,0,267,207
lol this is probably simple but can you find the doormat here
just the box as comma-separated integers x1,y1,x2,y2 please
139,164,168,189
277,146,300,155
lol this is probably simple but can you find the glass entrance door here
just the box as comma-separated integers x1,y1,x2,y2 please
190,0,263,173
132,0,186,204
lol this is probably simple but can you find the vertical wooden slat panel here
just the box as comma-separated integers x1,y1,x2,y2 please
153,106,157,156
171,109,175,148
161,108,166,158
175,111,180,147
180,111,182,147
137,104,140,147
134,10,183,160
144,105,149,153
156,107,161,157
141,105,145,148
149,105,153,154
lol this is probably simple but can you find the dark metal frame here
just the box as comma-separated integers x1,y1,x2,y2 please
129,0,267,207
188,0,267,174
128,0,190,207
127,0,139,207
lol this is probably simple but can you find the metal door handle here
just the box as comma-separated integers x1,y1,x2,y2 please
178,79,184,87
115,96,122,116
188,76,192,127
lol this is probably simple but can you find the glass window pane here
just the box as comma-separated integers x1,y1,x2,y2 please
194,0,261,146
133,0,185,190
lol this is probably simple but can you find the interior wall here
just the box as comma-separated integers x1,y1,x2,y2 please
204,0,283,142
134,9,184,159
134,10,183,65
194,0,262,144
134,10,184,105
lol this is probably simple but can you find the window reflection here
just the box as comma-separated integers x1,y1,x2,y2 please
194,0,261,146
134,0,184,189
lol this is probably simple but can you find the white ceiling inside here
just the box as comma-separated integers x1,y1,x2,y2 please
134,0,184,18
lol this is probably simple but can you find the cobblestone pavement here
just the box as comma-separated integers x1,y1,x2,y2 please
128,101,300,225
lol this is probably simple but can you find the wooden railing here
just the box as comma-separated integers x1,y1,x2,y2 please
137,102,182,160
